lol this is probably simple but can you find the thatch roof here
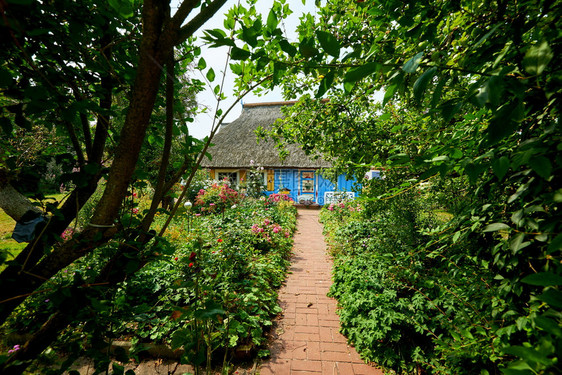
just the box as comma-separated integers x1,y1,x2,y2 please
201,101,332,169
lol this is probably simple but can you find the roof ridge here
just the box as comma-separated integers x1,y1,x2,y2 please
242,101,297,108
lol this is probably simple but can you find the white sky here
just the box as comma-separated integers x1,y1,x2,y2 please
173,0,319,139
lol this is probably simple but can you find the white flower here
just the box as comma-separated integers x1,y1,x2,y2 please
250,160,255,165
231,204,237,209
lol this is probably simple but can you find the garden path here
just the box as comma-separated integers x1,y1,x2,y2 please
259,208,383,375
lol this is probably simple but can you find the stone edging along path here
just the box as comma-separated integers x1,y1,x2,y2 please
259,208,383,375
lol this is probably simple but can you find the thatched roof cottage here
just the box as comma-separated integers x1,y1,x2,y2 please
201,101,358,205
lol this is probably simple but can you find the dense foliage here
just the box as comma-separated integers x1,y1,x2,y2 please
1,193,297,373
204,0,562,373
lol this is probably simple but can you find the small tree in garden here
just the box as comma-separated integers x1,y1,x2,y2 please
243,161,266,198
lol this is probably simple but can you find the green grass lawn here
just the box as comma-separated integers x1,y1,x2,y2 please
0,211,26,271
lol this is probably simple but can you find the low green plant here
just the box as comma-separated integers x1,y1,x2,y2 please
322,178,505,374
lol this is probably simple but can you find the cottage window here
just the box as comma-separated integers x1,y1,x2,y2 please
216,171,239,187
300,170,315,193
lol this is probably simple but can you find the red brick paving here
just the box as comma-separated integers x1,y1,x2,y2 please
259,208,383,375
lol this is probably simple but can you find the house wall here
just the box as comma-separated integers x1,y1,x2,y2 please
271,169,357,205
208,168,359,205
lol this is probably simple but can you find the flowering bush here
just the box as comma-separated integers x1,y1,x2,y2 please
242,161,266,198
268,193,294,203
194,181,242,214
326,201,361,212
250,218,291,252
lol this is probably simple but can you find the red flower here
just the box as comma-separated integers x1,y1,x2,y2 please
188,262,194,267
174,257,178,261
218,238,223,243
189,251,197,261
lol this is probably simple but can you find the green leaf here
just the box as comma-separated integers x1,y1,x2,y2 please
316,30,341,58
205,28,227,40
197,58,207,70
108,0,134,18
345,62,380,83
383,84,397,106
315,71,335,98
279,40,297,56
548,234,562,254
487,101,523,144
538,289,562,309
453,231,461,243
241,24,260,48
492,156,510,180
522,272,562,286
206,68,216,82
523,41,553,75
266,9,278,32
231,47,251,61
230,63,242,75
299,38,318,58
510,232,530,253
483,223,510,232
402,52,423,73
473,24,501,50
464,162,485,184
440,100,462,123
535,315,562,337
503,345,552,366
413,67,437,103
529,156,552,179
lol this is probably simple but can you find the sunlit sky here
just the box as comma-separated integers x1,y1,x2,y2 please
172,0,319,138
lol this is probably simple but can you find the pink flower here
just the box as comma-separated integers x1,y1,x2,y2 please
264,219,271,225
8,344,20,354
272,226,280,233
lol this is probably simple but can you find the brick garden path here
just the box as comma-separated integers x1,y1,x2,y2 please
259,208,383,375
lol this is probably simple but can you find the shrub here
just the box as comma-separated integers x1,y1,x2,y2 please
194,181,242,214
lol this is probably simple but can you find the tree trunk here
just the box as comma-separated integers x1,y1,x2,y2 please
0,175,41,222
